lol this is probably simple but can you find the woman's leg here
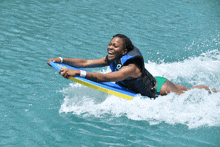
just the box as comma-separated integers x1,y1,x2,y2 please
159,80,185,95
160,80,219,95
188,85,219,93
174,84,189,91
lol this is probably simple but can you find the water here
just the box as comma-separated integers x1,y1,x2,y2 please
1,0,220,146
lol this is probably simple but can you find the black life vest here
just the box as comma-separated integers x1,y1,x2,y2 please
109,47,156,98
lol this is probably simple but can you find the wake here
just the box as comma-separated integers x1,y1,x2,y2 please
59,50,220,129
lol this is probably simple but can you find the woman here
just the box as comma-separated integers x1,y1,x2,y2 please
47,34,218,98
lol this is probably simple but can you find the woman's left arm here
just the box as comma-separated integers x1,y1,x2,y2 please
59,63,141,82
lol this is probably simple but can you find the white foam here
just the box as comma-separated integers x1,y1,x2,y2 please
59,50,220,129
147,49,220,88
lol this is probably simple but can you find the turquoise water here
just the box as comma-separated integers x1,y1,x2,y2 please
1,0,220,146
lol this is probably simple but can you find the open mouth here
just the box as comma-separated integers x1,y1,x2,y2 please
107,52,115,60
108,51,114,56
108,53,113,56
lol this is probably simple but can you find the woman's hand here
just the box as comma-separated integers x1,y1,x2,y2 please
59,68,80,79
47,58,62,66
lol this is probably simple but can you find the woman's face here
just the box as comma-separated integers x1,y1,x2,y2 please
107,37,127,61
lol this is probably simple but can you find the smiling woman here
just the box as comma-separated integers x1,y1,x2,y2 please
106,34,134,61
47,34,219,98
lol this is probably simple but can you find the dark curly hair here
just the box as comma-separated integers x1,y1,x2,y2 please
113,34,134,52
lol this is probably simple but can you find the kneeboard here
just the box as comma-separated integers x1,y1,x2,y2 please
49,61,141,100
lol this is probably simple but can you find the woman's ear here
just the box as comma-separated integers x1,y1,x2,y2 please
123,48,128,55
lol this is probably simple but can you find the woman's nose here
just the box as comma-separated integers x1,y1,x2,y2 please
107,47,113,50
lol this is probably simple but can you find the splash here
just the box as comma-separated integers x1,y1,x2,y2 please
148,49,220,88
59,50,220,129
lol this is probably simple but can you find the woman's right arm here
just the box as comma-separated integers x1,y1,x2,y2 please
47,56,109,68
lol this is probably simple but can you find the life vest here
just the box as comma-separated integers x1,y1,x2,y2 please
110,47,156,98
